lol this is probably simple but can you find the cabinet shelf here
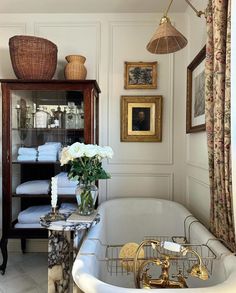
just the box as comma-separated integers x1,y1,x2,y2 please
12,193,76,199
12,193,50,198
12,128,84,132
12,160,61,164
10,220,47,237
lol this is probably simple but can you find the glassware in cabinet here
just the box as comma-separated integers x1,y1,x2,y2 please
0,80,100,275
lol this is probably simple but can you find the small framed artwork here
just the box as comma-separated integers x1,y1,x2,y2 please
120,95,162,142
124,61,157,89
186,45,206,133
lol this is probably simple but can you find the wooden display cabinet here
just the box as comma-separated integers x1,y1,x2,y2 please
0,80,100,274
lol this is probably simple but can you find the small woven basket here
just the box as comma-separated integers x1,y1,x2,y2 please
9,35,58,79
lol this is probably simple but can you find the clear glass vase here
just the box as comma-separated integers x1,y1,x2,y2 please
75,184,98,215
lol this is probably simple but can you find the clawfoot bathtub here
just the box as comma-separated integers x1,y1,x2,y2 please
72,198,236,292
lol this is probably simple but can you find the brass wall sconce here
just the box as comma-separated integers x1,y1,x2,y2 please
146,0,205,54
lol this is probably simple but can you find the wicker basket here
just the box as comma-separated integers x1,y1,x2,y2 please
9,35,58,79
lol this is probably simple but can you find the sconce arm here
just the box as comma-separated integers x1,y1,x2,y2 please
164,0,174,17
185,0,205,17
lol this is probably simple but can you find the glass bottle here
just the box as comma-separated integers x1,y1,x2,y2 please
25,105,32,128
78,102,84,129
43,107,51,128
54,106,63,128
75,105,80,129
61,107,67,128
49,109,56,128
34,106,48,128
65,103,76,129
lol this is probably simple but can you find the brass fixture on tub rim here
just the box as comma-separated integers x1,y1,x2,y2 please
133,239,209,289
79,235,216,285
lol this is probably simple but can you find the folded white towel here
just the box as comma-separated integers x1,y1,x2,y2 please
59,203,77,214
38,152,57,157
16,180,50,194
18,147,37,156
56,172,78,187
15,223,43,229
38,150,58,155
18,205,51,224
38,155,57,162
60,203,77,211
58,187,76,195
17,155,37,162
45,142,61,149
38,144,58,152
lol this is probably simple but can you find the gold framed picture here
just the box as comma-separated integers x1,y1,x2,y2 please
124,61,157,89
186,45,206,133
120,96,162,142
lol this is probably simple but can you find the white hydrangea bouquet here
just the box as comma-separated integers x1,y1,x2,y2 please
60,142,113,215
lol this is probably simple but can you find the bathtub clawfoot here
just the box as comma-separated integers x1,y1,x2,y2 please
0,237,8,275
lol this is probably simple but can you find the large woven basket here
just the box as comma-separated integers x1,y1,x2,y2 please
9,35,58,79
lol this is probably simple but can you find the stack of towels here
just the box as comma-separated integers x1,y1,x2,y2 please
15,205,51,228
17,147,37,162
56,172,78,195
17,142,61,162
38,142,61,162
14,203,77,228
16,180,50,195
58,203,77,215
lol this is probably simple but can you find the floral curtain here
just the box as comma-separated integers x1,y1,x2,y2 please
205,0,235,250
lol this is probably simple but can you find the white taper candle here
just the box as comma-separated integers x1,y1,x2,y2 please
51,176,58,208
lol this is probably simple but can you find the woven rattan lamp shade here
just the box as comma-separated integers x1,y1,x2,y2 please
146,17,188,54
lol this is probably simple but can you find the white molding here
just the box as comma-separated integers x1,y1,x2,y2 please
106,172,174,201
107,21,174,166
186,175,210,208
95,22,101,84
34,21,101,82
0,23,26,30
186,160,209,170
186,135,208,170
108,159,174,165
168,52,174,165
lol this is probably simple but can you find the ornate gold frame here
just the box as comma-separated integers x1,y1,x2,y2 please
124,61,157,89
186,45,206,133
121,96,162,142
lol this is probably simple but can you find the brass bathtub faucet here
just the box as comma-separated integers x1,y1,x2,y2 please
136,254,188,289
133,239,209,289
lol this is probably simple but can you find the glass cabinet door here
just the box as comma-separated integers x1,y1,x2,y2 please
11,90,86,200
0,79,99,276
1,80,100,230
11,90,85,156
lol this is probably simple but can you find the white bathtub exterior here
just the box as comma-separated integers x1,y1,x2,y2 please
72,198,236,293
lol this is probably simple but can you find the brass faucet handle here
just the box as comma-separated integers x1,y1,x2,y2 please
172,269,188,280
155,259,162,266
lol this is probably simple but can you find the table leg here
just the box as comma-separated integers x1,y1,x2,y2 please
48,230,71,293
0,237,8,275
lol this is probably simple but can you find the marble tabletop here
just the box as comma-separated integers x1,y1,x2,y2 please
40,211,100,231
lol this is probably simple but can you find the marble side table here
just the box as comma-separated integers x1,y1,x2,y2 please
40,212,100,293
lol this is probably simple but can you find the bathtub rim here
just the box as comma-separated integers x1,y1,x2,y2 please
72,197,236,293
